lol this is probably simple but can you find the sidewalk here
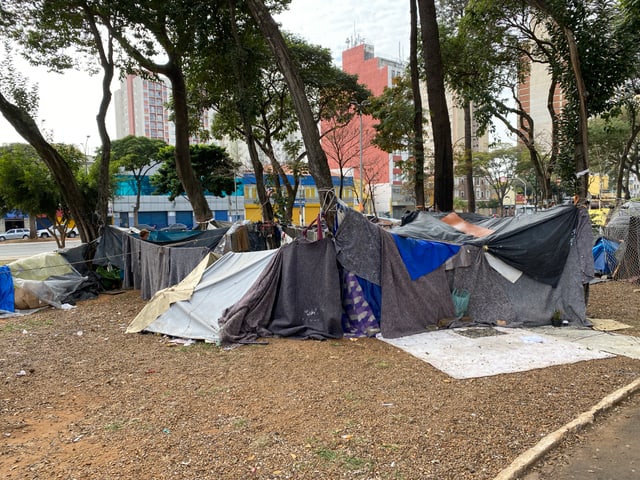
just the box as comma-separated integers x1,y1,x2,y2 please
495,378,640,480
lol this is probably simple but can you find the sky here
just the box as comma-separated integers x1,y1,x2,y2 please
0,1,411,153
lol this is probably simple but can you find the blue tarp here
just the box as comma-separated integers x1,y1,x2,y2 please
0,265,15,312
593,237,619,275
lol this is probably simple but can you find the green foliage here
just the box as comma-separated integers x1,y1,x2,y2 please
0,143,74,220
589,113,633,173
370,75,421,154
111,135,166,171
440,0,517,136
0,47,40,115
208,32,370,146
151,144,237,201
473,144,521,206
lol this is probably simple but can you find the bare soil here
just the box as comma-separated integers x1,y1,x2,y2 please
1,281,639,480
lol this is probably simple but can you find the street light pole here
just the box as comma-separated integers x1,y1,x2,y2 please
350,100,369,212
83,135,90,174
512,176,528,212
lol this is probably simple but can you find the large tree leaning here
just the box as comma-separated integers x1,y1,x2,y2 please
410,0,427,210
417,0,454,212
102,8,213,227
0,92,98,241
245,0,337,224
524,0,589,201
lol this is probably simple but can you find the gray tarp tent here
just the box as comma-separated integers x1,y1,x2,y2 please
127,249,277,342
124,204,594,344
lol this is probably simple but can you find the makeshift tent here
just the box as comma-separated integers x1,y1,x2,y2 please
593,237,620,276
122,203,593,344
390,206,593,328
613,216,640,283
127,249,276,342
214,204,593,345
599,202,640,283
4,252,88,311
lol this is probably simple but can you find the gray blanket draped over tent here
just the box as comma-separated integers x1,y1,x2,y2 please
122,236,211,300
121,203,593,345
218,238,343,344
395,206,594,327
393,206,582,288
333,207,457,338
219,209,460,344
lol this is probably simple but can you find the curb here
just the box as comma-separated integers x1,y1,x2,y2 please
493,377,640,480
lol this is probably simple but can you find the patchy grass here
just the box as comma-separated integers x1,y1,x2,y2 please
0,316,54,334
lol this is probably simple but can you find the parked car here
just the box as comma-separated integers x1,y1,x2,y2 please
37,226,79,238
0,228,31,241
37,228,53,238
160,223,188,231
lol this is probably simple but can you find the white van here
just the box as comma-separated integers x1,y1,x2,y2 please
515,205,536,215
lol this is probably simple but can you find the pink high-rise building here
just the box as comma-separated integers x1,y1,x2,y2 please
113,75,210,145
114,75,174,144
322,43,411,217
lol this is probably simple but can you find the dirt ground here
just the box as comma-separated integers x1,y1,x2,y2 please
1,280,640,480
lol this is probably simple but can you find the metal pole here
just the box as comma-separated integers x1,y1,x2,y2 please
351,99,369,213
358,109,363,211
83,135,90,174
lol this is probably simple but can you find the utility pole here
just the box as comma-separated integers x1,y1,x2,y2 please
350,100,369,212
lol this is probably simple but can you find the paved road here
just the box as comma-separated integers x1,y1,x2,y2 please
0,239,82,261
521,391,640,479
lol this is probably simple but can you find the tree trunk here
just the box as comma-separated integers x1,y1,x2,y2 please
95,64,113,234
226,0,274,224
0,91,98,243
86,9,114,236
464,102,475,213
525,0,590,202
563,26,589,202
246,127,275,222
246,0,336,227
410,0,426,210
167,67,213,228
615,123,640,203
545,76,561,203
417,0,454,212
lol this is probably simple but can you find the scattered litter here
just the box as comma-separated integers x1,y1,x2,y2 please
168,338,195,346
60,303,76,310
520,335,545,344
590,318,632,332
76,330,83,336
16,370,27,376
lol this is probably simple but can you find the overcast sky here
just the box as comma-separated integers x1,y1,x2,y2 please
0,1,410,152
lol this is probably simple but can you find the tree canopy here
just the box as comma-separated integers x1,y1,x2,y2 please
151,144,237,202
0,142,86,246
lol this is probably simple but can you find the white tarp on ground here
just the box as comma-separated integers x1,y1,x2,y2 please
126,249,277,343
379,327,615,379
532,326,640,360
